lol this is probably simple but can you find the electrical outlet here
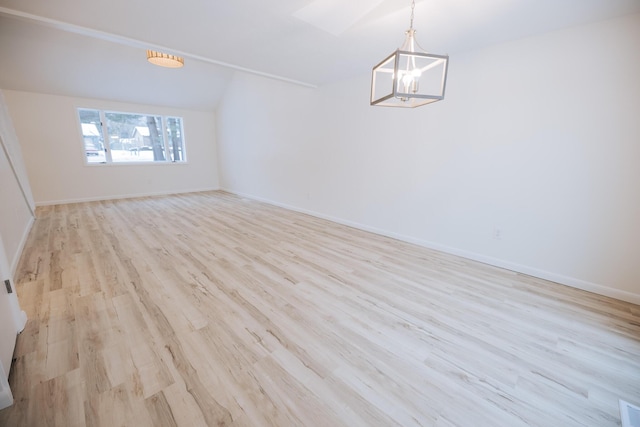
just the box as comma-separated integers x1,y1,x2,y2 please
493,227,502,240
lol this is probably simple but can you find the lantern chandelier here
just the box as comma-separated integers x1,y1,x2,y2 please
370,0,449,108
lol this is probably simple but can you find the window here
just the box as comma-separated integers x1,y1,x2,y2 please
78,109,187,164
79,109,106,164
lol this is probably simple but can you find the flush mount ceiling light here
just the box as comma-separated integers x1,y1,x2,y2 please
146,50,184,68
370,0,448,108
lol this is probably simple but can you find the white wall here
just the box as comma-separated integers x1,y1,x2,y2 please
217,13,640,304
3,91,220,205
0,90,31,397
0,91,34,273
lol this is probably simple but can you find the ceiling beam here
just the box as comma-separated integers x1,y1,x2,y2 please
0,7,318,89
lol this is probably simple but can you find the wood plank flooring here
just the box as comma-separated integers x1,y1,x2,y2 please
1,190,639,426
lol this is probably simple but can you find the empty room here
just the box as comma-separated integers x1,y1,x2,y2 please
0,0,639,426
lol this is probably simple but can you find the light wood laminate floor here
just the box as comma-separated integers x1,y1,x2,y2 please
1,191,639,426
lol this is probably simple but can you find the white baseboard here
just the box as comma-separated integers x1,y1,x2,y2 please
15,309,27,333
223,188,640,306
0,361,13,410
10,215,34,277
34,187,220,207
0,388,13,411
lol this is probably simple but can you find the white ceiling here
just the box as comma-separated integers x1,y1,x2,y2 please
1,0,639,110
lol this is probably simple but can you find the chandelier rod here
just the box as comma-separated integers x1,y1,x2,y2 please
409,0,416,30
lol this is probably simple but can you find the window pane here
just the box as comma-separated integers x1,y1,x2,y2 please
77,109,186,165
105,112,166,162
79,109,106,163
166,117,186,162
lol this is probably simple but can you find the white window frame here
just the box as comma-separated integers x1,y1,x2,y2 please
77,108,187,165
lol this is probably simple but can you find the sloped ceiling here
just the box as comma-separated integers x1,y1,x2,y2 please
1,0,639,110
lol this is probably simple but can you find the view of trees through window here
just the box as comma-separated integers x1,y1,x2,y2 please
78,109,186,164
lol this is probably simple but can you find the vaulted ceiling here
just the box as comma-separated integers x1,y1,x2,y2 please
1,0,639,110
